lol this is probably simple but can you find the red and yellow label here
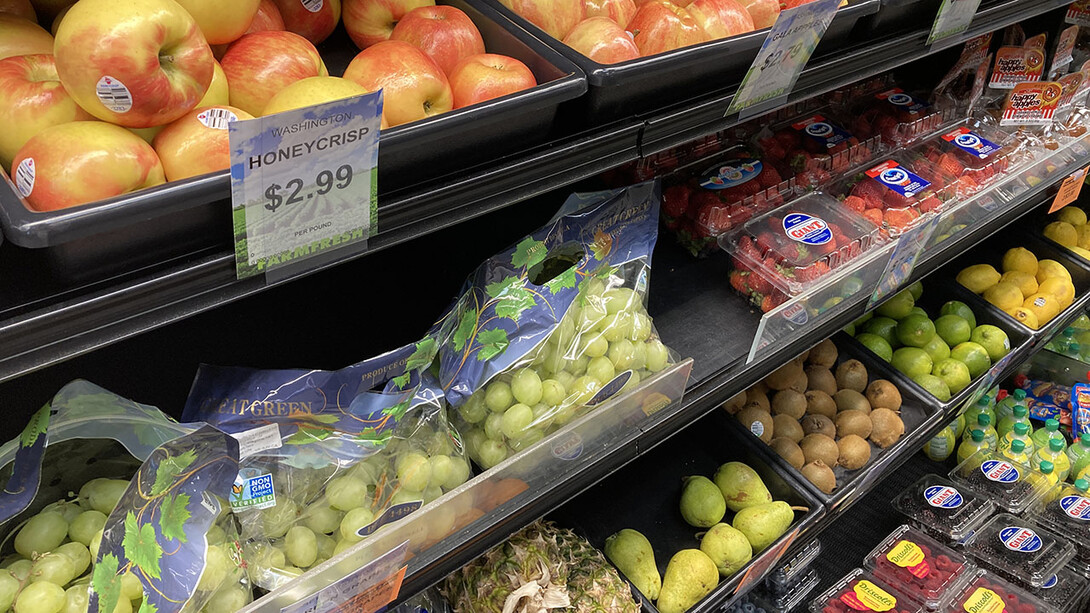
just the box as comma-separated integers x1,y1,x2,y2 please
886,540,930,578
1001,81,1064,125
963,587,1006,613
840,580,897,611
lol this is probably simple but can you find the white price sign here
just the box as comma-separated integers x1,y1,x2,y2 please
229,92,382,279
927,0,982,45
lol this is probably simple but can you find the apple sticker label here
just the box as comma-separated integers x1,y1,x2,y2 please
197,108,239,130
14,158,34,198
96,76,132,113
301,0,323,11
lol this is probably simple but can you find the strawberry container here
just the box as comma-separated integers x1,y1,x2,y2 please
891,474,995,545
752,111,884,190
962,513,1076,588
807,568,922,613
941,568,1050,613
903,120,1017,199
719,192,885,312
862,525,974,610
834,87,956,149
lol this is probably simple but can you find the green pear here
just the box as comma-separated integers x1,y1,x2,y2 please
679,476,726,528
713,462,772,512
604,529,661,600
732,501,798,552
700,523,752,577
656,549,719,613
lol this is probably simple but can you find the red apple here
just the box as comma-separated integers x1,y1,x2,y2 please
54,0,215,128
220,30,328,115
447,52,536,108
582,0,635,28
738,0,777,28
0,53,93,171
687,0,752,40
153,104,254,180
342,0,434,49
343,39,452,126
210,0,284,57
628,0,706,56
175,0,262,44
0,0,34,20
389,5,485,76
11,121,165,211
273,0,341,44
498,0,583,41
0,14,53,61
562,17,639,64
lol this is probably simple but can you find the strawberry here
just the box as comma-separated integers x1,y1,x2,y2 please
760,294,777,312
755,231,777,254
774,130,800,150
757,165,782,190
748,271,774,295
695,199,733,234
862,209,884,227
728,204,752,225
884,188,912,210
884,207,920,230
737,235,761,258
918,195,942,213
662,184,693,219
843,195,866,212
729,270,749,293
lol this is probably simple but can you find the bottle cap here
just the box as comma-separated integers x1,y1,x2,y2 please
1040,460,1054,473
1073,343,1082,353
1012,439,1026,453
1014,388,1027,400
1014,422,1029,435
979,413,992,426
1047,418,1059,431
1065,328,1075,337
1076,478,1089,492
1081,432,1090,446
978,395,990,406
971,429,985,441
1014,405,1027,417
1051,438,1065,452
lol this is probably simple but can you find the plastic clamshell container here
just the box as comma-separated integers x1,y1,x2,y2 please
759,567,821,613
903,120,1017,199
963,513,1076,588
833,86,956,150
948,450,1049,514
891,474,995,544
752,110,884,191
720,192,885,301
807,568,923,613
862,524,973,610
766,539,822,593
1023,564,1090,613
940,568,1050,613
1025,481,1090,578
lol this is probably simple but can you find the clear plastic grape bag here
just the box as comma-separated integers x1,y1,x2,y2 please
182,338,473,591
435,181,678,469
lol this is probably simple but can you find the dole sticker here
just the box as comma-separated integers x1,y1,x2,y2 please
699,159,762,190
941,128,1002,159
865,160,931,199
924,485,964,509
999,526,1042,553
1060,495,1090,520
980,459,1020,483
782,212,831,245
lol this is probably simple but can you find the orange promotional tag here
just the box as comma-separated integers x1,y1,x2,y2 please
1050,166,1089,213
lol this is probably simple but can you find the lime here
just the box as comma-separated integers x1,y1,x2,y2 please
921,334,950,363
912,373,952,401
939,301,977,329
896,314,936,348
844,322,856,336
853,311,874,328
933,358,972,394
908,306,929,319
934,314,972,347
863,317,901,348
950,342,991,379
876,289,915,319
907,281,924,300
856,333,893,362
891,347,934,379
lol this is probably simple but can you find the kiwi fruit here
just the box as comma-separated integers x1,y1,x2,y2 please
749,381,770,398
799,433,839,467
770,437,805,470
798,349,810,363
835,410,873,439
743,390,771,414
804,365,837,396
805,390,837,419
807,339,838,368
736,406,774,443
773,415,805,443
865,380,902,412
722,390,747,414
787,369,808,393
801,414,836,438
835,359,869,393
869,408,906,448
765,360,804,391
771,389,807,419
837,435,872,470
834,389,871,414
801,460,837,494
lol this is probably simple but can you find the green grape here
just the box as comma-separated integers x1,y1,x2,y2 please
553,371,575,392
428,455,454,488
630,341,647,370
570,376,601,405
540,379,567,407
325,476,367,512
389,489,422,506
347,458,384,485
89,530,103,560
285,526,318,568
120,570,143,601
202,585,249,613
113,596,133,613
581,334,608,358
68,511,107,548
599,311,634,343
582,277,607,299
463,429,486,458
510,368,543,406
62,585,90,613
426,431,454,456
197,545,230,592
484,381,513,413
441,457,471,491
423,486,443,504
302,504,342,535
15,512,68,558
587,356,616,385
458,393,489,424
247,543,286,584
531,404,555,430
579,300,607,329
483,413,504,441
315,533,336,560
553,317,577,351
7,560,31,582
566,355,589,376
339,507,374,543
16,581,65,613
333,539,355,556
42,501,82,525
645,339,669,372
510,429,545,452
604,287,638,314
476,440,508,469
621,370,642,394
538,342,564,373
260,499,299,539
205,524,226,546
500,404,534,440
0,572,17,612
608,339,636,371
79,479,129,516
396,452,432,491
629,312,652,342
56,542,90,577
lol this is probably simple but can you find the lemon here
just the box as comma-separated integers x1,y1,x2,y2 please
1044,221,1079,247
1076,225,1090,250
1071,245,1090,260
983,282,1025,312
1039,277,1076,307
956,264,1002,294
1024,292,1061,323
1008,307,1040,329
1057,206,1088,226
1000,270,1038,297
1002,247,1039,275
1036,259,1073,284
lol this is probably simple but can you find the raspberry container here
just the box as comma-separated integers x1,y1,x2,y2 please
1025,481,1090,577
807,568,922,613
751,112,883,191
962,513,1076,588
903,120,1017,199
719,192,885,312
863,525,974,610
941,568,1050,613
834,87,956,149
948,451,1050,514
891,474,995,544
766,539,822,594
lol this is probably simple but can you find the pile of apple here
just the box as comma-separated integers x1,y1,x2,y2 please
505,0,815,65
0,0,539,211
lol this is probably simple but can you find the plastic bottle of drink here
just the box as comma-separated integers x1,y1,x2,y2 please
964,395,995,429
1069,432,1090,478
1039,460,1059,487
1000,422,1035,457
924,424,957,461
998,404,1031,439
958,429,991,465
1031,418,1065,451
953,413,967,439
1050,328,1076,355
1001,438,1033,465
1034,437,1072,481
964,413,999,448
995,388,1026,426
1034,460,1060,501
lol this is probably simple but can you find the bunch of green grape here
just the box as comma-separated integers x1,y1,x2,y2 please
243,425,472,589
456,277,673,469
0,478,249,613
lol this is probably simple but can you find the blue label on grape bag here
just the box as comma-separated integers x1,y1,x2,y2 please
782,213,832,245
1000,526,1043,552
941,127,1002,159
357,501,423,538
865,160,932,198
981,459,1020,482
1061,495,1090,520
698,159,762,190
551,432,584,461
1042,574,1059,589
587,371,632,407
230,468,276,510
924,485,964,509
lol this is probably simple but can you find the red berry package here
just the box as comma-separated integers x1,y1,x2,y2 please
945,569,1047,613
808,568,921,613
863,525,970,608
830,155,955,236
754,113,882,188
904,121,1016,198
840,88,950,148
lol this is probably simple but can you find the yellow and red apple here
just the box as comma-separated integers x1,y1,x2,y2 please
342,0,434,49
197,60,230,107
498,0,583,40
738,0,778,28
273,0,341,44
175,0,262,44
0,0,35,20
447,52,536,108
0,14,53,60
687,0,753,40
220,30,328,115
53,0,215,128
389,5,485,76
583,0,635,28
562,17,639,64
263,75,372,115
628,0,706,56
343,39,451,126
11,121,165,211
153,104,253,180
